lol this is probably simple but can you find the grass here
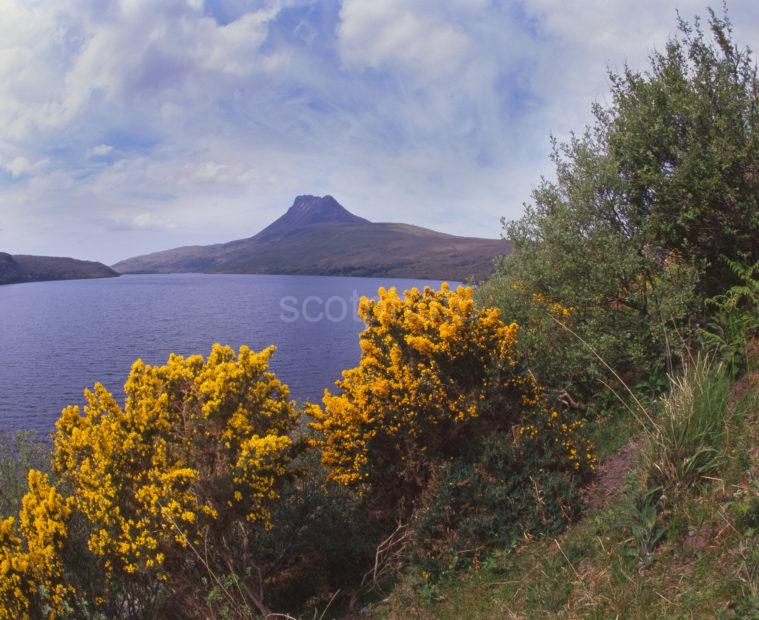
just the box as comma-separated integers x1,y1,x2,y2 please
640,356,734,510
376,359,759,619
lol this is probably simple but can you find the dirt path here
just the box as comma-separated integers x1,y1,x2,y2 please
582,441,638,511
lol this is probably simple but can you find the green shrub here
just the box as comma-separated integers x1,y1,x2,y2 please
703,258,759,376
409,415,591,574
479,9,759,400
243,449,379,614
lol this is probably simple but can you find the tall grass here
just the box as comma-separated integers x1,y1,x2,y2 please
641,356,735,508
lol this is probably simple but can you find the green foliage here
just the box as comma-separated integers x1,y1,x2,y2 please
382,8,759,618
409,418,589,574
703,258,759,375
620,485,666,565
606,11,759,293
4,7,759,619
382,364,759,619
242,449,379,614
480,8,759,398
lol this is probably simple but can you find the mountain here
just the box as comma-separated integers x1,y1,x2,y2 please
0,253,119,286
113,195,509,281
255,194,369,241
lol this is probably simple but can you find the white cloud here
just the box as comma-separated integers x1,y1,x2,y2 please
0,1,75,139
338,0,471,81
0,0,288,141
175,161,255,186
1,0,758,264
130,212,176,230
88,144,114,157
1,156,49,177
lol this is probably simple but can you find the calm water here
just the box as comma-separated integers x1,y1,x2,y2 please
0,274,445,435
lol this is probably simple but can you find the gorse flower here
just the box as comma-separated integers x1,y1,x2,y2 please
518,406,596,474
53,344,298,579
309,284,547,506
0,470,72,620
0,288,596,615
531,292,574,318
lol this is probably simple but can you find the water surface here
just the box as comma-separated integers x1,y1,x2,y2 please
0,273,445,434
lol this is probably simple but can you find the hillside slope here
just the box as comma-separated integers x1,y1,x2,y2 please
113,195,508,282
0,253,119,286
380,370,759,620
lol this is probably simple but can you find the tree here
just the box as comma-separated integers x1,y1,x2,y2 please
607,10,759,292
480,8,756,394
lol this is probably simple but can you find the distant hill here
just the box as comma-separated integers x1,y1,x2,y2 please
0,253,119,286
113,195,509,281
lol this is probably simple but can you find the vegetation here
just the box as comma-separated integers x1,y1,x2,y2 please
381,7,759,617
309,284,592,503
0,470,72,619
1,6,758,619
380,352,759,618
0,284,592,618
478,7,758,398
52,344,298,616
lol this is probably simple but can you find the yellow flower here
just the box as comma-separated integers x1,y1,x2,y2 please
310,284,540,497
53,344,298,580
0,471,73,619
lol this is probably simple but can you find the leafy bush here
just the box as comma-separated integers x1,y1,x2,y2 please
479,9,759,400
238,450,379,614
607,11,759,293
53,344,299,616
703,258,759,376
410,420,590,572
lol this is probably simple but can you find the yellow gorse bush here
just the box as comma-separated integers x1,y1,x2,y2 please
519,407,597,473
310,284,543,501
53,344,297,578
0,470,73,620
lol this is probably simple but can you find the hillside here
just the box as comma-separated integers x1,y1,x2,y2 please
0,253,119,286
380,366,759,618
113,195,508,282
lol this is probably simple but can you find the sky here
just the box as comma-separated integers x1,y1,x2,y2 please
1,1,758,265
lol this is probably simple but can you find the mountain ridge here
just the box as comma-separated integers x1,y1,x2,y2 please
113,196,509,282
0,252,119,286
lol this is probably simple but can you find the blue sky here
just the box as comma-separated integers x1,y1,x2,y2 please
1,0,758,264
